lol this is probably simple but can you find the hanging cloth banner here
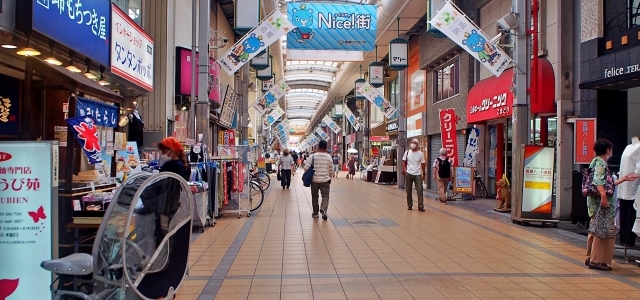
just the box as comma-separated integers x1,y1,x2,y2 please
438,108,459,166
429,1,512,77
343,108,360,131
463,127,480,167
251,78,291,114
219,10,294,75
66,116,103,164
315,128,330,141
356,81,397,119
322,115,342,134
266,106,285,127
75,96,118,128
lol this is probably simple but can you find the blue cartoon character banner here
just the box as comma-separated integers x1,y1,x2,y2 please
287,3,377,51
66,116,102,164
219,10,294,75
355,81,397,119
429,1,511,77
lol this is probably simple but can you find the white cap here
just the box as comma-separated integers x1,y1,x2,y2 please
411,139,419,144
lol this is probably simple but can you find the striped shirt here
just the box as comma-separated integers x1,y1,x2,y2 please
304,152,333,183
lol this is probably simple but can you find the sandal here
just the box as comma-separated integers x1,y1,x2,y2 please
585,258,590,266
588,262,612,271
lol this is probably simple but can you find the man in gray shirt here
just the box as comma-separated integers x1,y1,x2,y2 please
304,140,333,220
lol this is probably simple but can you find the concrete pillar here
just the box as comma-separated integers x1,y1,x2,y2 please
197,0,210,146
397,69,407,189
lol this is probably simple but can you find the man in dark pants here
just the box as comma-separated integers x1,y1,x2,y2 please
402,139,426,212
304,140,334,220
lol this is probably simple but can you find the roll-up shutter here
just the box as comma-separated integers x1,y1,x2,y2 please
429,135,442,189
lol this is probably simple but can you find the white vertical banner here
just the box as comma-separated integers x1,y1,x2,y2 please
343,109,361,131
356,81,397,119
322,115,342,134
429,0,512,77
315,128,330,141
219,10,294,74
266,106,285,127
251,79,290,115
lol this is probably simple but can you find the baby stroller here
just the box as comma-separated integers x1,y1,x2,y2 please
40,172,195,300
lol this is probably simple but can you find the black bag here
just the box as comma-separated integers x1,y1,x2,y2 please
276,172,281,181
302,155,315,187
437,158,451,178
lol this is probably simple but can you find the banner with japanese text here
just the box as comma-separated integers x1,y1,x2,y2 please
322,115,341,134
355,81,397,119
251,78,290,115
315,128,330,141
66,116,102,164
219,10,294,74
429,1,512,77
574,118,596,164
286,3,377,51
463,127,480,167
438,108,459,166
75,97,118,128
343,108,360,131
266,106,285,127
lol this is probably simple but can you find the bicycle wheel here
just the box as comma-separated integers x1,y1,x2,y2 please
476,180,489,198
249,181,265,211
254,171,270,190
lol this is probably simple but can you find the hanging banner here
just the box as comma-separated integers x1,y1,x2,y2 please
438,108,459,166
261,78,274,92
0,141,58,300
356,81,397,119
315,128,330,141
574,118,596,164
66,116,103,164
75,97,118,128
429,1,512,77
521,145,555,218
463,127,480,167
344,108,360,131
266,106,285,127
286,3,377,51
176,47,222,103
251,79,290,114
322,115,341,134
219,10,294,74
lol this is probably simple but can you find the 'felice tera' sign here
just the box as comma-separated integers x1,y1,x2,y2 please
603,64,640,79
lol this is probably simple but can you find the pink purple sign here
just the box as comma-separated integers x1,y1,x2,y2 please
176,47,221,104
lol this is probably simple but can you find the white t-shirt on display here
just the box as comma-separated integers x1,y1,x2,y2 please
403,150,426,176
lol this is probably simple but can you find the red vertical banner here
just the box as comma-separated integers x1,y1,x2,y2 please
574,118,596,164
439,109,459,166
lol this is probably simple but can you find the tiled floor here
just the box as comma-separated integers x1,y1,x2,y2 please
177,172,640,300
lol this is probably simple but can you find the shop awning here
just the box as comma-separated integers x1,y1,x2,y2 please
467,58,555,124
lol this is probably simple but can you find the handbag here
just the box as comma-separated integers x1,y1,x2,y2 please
276,172,281,181
302,155,315,187
588,206,615,239
582,165,615,197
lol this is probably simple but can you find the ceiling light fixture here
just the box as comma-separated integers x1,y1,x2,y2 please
97,65,109,85
66,51,82,72
84,58,96,79
43,41,62,65
2,44,17,49
16,33,41,56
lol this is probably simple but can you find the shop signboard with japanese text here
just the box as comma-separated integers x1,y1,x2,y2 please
176,47,221,103
406,113,422,138
111,4,154,92
429,1,512,77
438,109,459,166
574,118,596,164
468,91,513,124
453,166,473,193
286,3,377,51
219,10,293,74
0,142,58,300
75,96,118,128
33,0,110,66
521,145,555,219
0,74,20,137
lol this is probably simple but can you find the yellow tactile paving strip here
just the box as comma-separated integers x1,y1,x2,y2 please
176,174,640,300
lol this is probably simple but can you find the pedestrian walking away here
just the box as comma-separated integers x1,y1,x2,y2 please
278,149,295,189
434,148,453,205
347,154,357,179
403,139,426,212
304,140,333,220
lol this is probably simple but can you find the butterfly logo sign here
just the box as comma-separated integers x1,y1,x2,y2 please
0,278,19,300
28,206,46,223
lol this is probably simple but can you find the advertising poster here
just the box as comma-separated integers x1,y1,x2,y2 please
356,81,397,118
574,118,596,164
406,113,422,138
219,10,294,74
0,142,57,300
115,142,142,184
429,1,512,77
521,145,555,217
322,115,341,134
410,70,425,111
175,47,222,103
286,3,377,51
463,127,480,167
344,108,360,131
315,128,330,141
438,108,459,166
488,149,496,178
266,106,285,127
454,166,473,193
251,79,290,115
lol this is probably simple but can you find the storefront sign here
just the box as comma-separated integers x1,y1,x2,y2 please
438,108,459,166
266,106,284,127
386,120,398,133
371,147,379,157
453,166,473,193
220,130,236,146
286,3,377,51
75,97,118,128
0,142,58,300
603,64,640,79
261,78,274,92
176,47,221,103
521,145,555,217
463,127,480,167
406,113,423,138
257,157,266,169
53,126,68,147
429,1,512,77
219,85,238,127
322,115,341,134
344,108,360,131
356,81,397,119
111,4,154,91
219,10,293,74
574,118,596,164
315,127,330,141
468,92,512,123
0,74,20,137
370,136,389,142
33,0,110,66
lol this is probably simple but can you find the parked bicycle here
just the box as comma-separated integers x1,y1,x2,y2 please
447,170,490,200
251,169,271,190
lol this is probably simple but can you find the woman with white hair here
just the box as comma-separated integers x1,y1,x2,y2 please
433,147,453,204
